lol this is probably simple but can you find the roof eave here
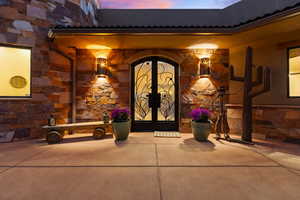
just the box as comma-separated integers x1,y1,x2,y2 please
48,27,233,38
48,4,300,38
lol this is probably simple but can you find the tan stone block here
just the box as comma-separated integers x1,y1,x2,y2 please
32,93,48,101
227,108,242,119
32,77,51,86
49,51,71,66
285,111,300,119
7,27,21,34
53,103,63,109
288,128,300,138
13,20,33,32
228,118,242,132
0,7,21,19
116,71,130,83
117,64,129,70
17,36,35,46
59,92,71,104
263,109,285,123
0,33,6,43
181,118,191,124
252,133,267,140
254,109,264,120
27,5,47,20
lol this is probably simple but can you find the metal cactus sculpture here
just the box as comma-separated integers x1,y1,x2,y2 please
230,47,271,142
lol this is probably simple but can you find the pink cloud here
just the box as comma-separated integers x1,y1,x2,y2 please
99,0,174,9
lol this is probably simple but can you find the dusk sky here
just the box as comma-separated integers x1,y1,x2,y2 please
100,0,240,9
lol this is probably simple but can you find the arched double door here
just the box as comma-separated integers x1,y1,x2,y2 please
131,57,179,132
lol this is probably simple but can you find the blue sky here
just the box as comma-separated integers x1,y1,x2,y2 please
101,0,241,9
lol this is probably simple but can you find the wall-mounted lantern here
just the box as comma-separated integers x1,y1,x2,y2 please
192,47,216,78
198,55,211,77
96,57,111,78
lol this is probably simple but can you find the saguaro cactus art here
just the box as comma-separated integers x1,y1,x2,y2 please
230,47,271,142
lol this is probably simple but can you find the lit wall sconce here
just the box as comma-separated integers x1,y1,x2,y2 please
198,55,211,77
96,57,112,78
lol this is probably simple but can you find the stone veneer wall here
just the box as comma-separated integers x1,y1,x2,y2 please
0,0,99,138
227,105,300,140
76,49,229,132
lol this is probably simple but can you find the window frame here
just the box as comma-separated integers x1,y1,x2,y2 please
0,43,32,99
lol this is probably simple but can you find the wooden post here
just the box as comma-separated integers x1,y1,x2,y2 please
242,47,253,142
230,47,271,142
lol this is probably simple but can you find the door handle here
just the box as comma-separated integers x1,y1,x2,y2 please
157,93,161,108
147,93,153,108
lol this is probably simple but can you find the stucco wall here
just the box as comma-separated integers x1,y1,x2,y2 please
0,0,99,138
228,42,300,139
229,44,300,105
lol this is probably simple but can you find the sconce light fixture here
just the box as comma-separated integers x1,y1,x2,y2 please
96,57,111,78
198,55,211,77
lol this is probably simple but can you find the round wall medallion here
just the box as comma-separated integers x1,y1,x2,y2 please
10,76,27,89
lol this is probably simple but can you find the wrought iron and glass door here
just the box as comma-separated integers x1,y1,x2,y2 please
131,57,179,131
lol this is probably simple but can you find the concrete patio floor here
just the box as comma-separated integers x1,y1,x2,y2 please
0,132,300,200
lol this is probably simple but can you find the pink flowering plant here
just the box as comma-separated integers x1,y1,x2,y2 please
111,108,130,122
191,108,210,123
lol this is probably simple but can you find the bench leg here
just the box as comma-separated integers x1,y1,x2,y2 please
93,127,106,140
47,131,63,144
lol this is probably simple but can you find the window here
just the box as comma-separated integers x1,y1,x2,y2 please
0,44,31,98
288,47,300,97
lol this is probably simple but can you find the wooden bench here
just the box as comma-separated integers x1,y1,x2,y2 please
42,121,111,144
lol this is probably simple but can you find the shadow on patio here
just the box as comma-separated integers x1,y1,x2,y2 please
0,132,300,200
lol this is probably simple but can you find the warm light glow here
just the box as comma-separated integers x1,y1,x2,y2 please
86,45,111,50
188,43,218,49
197,77,210,81
96,76,108,84
95,52,109,59
289,51,300,96
0,46,31,97
196,54,211,59
86,45,111,59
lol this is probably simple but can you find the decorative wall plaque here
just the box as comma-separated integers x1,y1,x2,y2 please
10,76,27,89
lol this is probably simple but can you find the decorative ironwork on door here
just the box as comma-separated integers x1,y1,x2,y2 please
131,57,179,132
157,61,175,121
134,61,152,121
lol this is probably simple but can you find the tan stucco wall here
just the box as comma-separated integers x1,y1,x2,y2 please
228,41,300,139
229,43,300,105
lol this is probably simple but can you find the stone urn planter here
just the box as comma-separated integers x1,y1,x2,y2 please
112,121,130,141
191,121,211,141
191,108,211,142
111,108,130,141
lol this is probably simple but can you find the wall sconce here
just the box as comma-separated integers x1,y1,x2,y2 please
96,57,111,78
198,56,211,77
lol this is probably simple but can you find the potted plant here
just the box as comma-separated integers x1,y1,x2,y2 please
111,108,130,141
191,108,211,141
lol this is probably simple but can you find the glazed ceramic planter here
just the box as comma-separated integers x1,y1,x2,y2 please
112,120,130,141
191,121,211,141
